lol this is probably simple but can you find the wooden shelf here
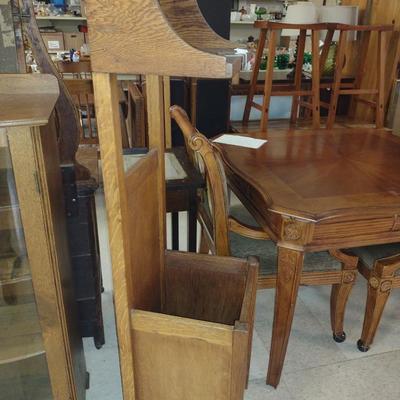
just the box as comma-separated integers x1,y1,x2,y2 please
36,16,87,21
0,302,45,365
231,20,256,25
0,75,59,128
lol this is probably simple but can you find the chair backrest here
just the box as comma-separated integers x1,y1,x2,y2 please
64,79,98,145
56,60,92,79
170,105,230,256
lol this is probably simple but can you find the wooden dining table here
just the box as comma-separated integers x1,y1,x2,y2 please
215,127,400,388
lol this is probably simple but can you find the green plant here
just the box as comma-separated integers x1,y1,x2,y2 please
276,53,290,70
303,52,312,65
254,6,267,20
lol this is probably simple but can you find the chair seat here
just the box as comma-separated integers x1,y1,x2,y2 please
352,243,400,271
229,205,342,275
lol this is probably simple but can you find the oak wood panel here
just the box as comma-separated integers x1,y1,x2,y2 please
125,150,161,311
85,0,232,78
131,309,234,400
159,0,236,50
164,252,247,325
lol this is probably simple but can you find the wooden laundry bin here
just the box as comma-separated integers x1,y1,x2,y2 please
105,148,258,400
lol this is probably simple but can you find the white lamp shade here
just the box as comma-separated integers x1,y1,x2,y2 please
319,6,359,41
282,2,318,37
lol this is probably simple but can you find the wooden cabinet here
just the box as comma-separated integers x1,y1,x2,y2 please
0,74,87,400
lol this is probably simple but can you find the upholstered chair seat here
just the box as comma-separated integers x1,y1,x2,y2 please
230,205,341,275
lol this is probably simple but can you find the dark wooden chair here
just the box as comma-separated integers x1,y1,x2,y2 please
352,244,400,352
171,104,359,343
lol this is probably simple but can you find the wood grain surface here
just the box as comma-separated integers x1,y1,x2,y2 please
85,0,232,77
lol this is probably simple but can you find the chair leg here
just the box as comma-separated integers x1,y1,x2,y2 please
329,250,358,343
330,270,357,343
243,30,267,125
357,276,392,352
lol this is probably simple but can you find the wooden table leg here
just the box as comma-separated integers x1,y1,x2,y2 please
266,246,304,388
188,188,197,252
171,212,179,250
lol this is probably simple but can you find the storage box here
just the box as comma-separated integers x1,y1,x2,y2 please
41,32,64,52
63,32,85,51
113,149,258,399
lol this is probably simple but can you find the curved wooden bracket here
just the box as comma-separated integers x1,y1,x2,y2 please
159,0,236,50
86,0,233,78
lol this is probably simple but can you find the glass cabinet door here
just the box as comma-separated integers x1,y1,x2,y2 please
0,136,53,400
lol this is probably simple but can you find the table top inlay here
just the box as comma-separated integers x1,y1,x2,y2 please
216,129,400,221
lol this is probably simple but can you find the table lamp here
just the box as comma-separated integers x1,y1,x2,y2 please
281,1,318,37
318,6,359,41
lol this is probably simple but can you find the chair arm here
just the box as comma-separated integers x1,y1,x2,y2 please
228,216,270,240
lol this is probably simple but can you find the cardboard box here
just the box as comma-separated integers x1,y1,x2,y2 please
42,32,64,52
64,32,85,51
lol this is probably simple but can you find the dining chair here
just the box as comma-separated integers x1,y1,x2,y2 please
326,23,394,129
56,60,92,80
64,79,98,145
170,104,359,343
351,244,400,352
243,22,334,132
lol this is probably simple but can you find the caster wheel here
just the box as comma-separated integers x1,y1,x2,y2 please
333,331,346,343
357,339,370,352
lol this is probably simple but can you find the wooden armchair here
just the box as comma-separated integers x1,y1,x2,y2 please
171,105,359,343
352,244,400,352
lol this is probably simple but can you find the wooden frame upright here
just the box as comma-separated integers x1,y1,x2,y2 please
86,1,254,399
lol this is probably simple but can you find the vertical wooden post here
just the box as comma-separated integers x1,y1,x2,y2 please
164,76,172,148
290,30,307,124
311,29,321,129
261,29,277,133
376,31,387,128
146,74,166,305
327,30,347,129
92,72,136,400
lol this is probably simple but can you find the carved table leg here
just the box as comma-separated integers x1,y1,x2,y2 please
358,276,392,352
266,246,304,388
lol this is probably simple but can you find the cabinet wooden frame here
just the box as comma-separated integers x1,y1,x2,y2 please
0,73,87,399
